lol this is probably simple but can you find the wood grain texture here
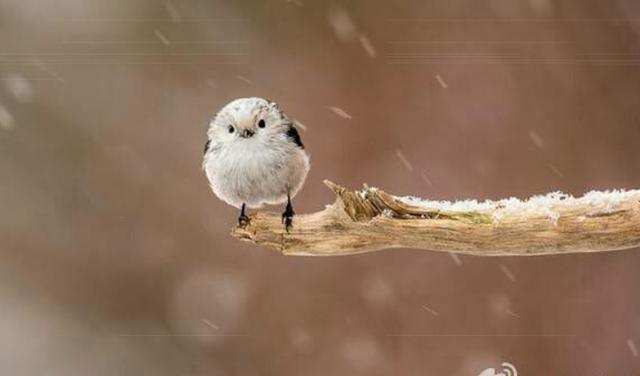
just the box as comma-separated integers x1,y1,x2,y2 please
231,180,640,256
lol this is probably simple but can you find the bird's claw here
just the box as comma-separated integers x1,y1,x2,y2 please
238,214,250,228
282,213,294,232
281,195,295,232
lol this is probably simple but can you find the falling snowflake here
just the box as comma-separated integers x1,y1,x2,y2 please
327,6,357,42
0,104,14,130
165,1,182,22
359,34,377,58
394,149,414,172
327,106,352,120
528,130,545,149
420,171,434,186
3,73,33,102
435,74,448,89
236,75,253,85
154,30,171,45
628,339,638,357
421,304,439,316
449,252,462,266
499,265,516,282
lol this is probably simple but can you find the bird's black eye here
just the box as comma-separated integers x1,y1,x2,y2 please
228,125,235,133
258,119,266,128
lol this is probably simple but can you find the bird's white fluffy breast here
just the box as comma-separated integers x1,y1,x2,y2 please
204,136,309,208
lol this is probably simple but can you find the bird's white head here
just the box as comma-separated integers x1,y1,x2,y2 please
205,97,292,153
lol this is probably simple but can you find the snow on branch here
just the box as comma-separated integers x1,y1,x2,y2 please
232,180,640,256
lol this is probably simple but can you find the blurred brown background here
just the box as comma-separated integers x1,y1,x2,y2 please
2,0,640,374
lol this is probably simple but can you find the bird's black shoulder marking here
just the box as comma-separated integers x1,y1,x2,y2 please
286,125,304,149
204,139,211,154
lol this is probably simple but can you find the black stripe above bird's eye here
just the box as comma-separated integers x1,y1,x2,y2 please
286,126,304,149
204,139,211,154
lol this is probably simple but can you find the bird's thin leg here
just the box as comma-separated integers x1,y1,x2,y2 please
281,194,295,232
238,203,250,227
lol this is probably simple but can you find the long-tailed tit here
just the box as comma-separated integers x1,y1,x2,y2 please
202,97,309,230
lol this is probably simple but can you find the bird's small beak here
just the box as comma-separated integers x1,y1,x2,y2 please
240,129,255,138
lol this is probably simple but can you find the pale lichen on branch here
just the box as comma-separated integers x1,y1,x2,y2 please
232,180,640,257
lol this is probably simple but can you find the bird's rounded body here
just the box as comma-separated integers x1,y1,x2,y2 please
204,131,309,208
203,98,309,215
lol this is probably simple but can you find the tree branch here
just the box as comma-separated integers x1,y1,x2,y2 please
232,180,640,256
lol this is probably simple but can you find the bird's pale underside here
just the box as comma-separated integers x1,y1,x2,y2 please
202,97,309,230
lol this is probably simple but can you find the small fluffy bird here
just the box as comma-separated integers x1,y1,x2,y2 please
202,97,309,230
